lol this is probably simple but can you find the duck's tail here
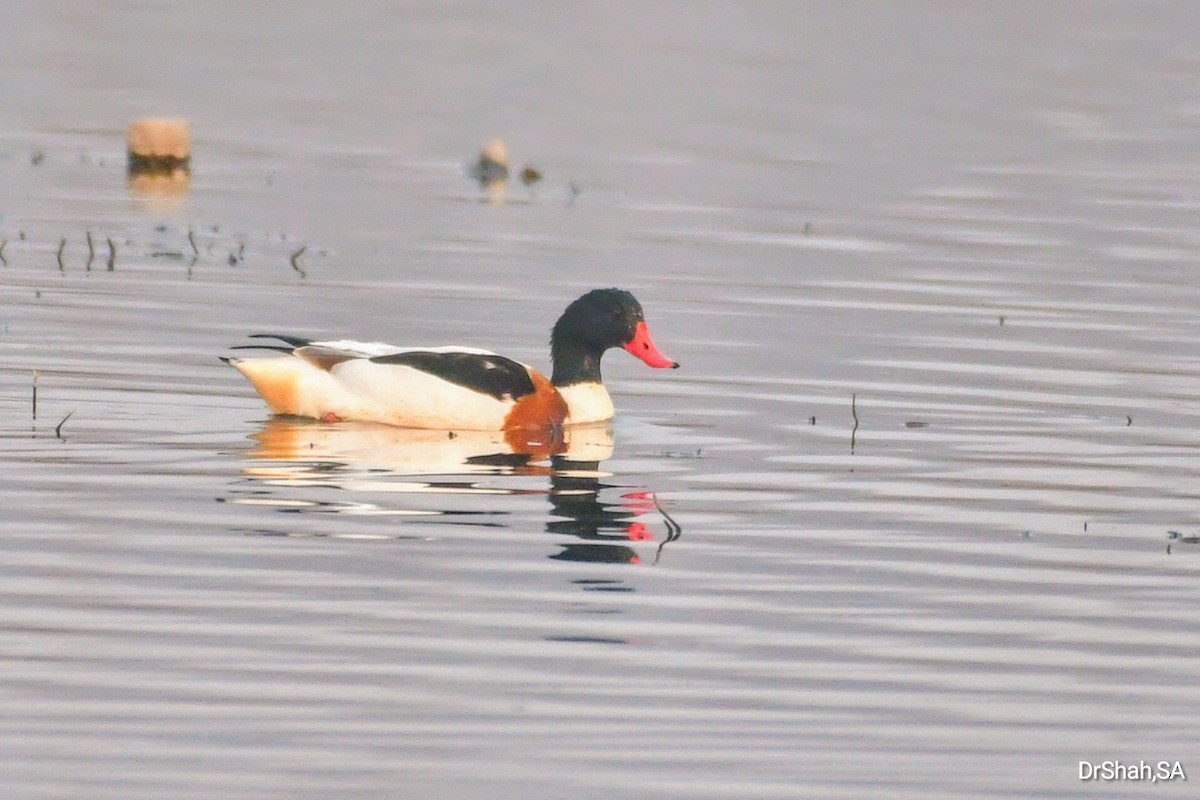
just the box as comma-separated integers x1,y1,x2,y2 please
222,355,307,416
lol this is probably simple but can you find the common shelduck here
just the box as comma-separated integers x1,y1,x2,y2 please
223,288,679,431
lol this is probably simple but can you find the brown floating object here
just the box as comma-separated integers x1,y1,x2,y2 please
520,165,542,186
127,118,191,206
127,118,191,171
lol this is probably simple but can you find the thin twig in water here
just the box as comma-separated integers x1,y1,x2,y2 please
86,230,95,270
650,492,683,565
106,237,116,271
55,410,75,439
290,246,307,277
850,392,860,454
56,237,66,271
0,239,7,266
32,370,38,420
188,228,199,256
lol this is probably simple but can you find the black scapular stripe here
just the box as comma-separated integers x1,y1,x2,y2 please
370,351,535,401
248,333,313,348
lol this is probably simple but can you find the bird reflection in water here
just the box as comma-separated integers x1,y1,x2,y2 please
228,418,681,564
547,460,680,565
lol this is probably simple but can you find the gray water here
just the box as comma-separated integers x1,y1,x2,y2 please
2,3,1200,798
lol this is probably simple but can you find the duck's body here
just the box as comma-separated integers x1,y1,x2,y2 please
226,342,569,429
224,288,678,431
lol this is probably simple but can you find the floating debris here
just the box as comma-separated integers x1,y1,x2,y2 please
127,118,192,206
468,139,510,204
659,449,703,459
127,118,191,172
470,138,509,184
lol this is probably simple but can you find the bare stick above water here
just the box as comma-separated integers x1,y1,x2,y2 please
32,370,39,420
106,237,116,271
0,239,7,266
86,230,95,270
56,237,66,271
188,227,199,256
55,410,75,440
290,246,307,278
850,392,860,454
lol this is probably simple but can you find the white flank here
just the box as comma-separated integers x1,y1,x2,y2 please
331,359,514,429
232,353,517,429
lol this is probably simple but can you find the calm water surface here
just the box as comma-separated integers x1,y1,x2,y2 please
3,3,1200,798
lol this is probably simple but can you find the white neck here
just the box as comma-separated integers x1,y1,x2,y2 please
558,382,614,424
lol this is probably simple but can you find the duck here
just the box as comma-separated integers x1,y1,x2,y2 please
223,288,679,431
